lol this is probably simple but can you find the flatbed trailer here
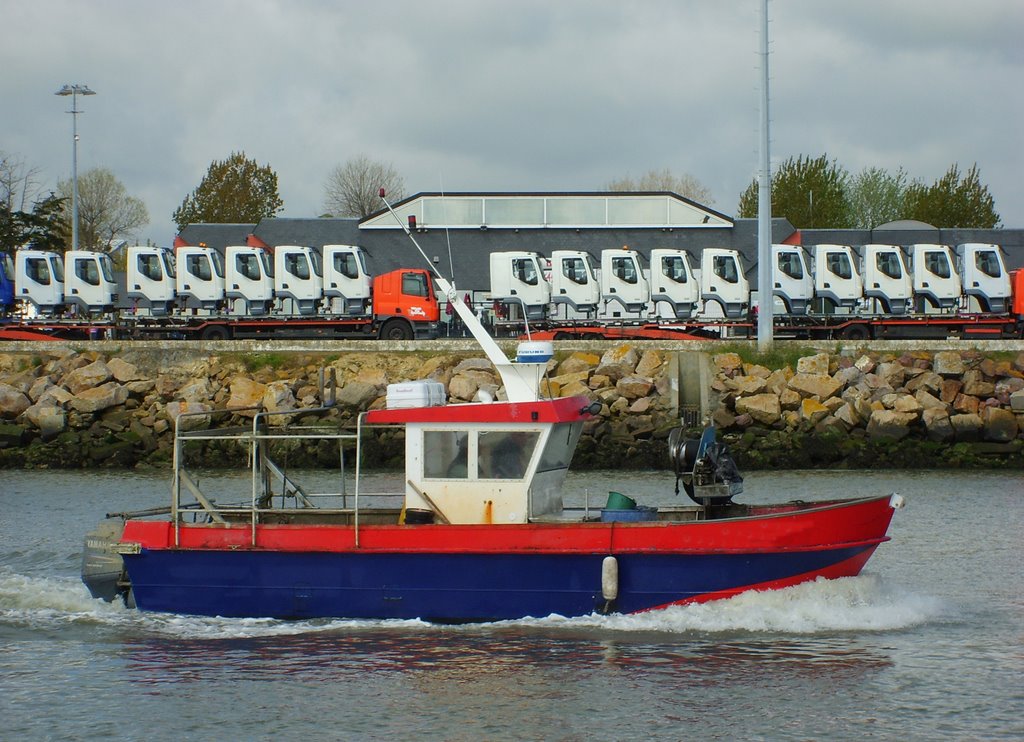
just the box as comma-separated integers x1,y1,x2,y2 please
512,313,1023,342
0,314,438,342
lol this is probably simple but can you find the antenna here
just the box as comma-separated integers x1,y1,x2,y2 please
440,176,456,281
378,188,548,403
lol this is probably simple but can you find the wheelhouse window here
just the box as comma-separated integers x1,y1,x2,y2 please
424,430,469,479
423,429,540,481
536,423,582,473
478,431,539,480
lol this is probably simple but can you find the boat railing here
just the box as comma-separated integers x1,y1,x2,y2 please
171,404,401,547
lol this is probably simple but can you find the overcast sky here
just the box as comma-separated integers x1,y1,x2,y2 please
4,0,1022,245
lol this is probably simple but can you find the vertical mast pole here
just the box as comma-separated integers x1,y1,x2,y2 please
757,0,774,350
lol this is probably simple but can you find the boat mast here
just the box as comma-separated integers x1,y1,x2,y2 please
378,190,546,402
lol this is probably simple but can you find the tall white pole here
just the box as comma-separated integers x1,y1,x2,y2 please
56,84,96,251
756,0,773,350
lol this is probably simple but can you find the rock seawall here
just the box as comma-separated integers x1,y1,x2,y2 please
0,346,1022,470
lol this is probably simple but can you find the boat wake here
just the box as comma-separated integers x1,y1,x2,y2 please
2,568,946,639
543,574,949,635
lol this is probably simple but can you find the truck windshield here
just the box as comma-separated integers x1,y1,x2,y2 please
402,272,430,297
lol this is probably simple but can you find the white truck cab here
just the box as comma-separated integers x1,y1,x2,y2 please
489,251,551,321
861,244,912,315
908,244,961,311
64,250,118,315
772,244,813,315
956,243,1011,313
15,249,65,316
699,248,749,319
600,248,649,315
812,244,863,311
225,245,274,315
175,246,225,311
127,246,177,316
649,248,698,319
549,250,599,315
323,244,371,315
274,245,323,315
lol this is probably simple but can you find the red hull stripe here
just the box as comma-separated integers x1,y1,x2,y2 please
122,496,896,555
365,394,590,425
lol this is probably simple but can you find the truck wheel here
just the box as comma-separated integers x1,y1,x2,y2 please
380,319,413,341
841,324,870,341
200,325,230,341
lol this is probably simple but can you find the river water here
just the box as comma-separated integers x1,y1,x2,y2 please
1,468,1021,741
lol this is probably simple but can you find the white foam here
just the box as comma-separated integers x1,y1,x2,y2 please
0,568,949,638
531,574,951,634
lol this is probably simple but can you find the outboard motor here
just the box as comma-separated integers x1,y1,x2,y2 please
81,519,131,603
668,425,743,506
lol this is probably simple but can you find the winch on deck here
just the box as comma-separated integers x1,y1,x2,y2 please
668,425,744,507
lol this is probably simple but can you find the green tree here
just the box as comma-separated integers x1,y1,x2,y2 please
174,152,284,230
323,155,405,218
737,154,852,228
57,167,148,249
847,166,908,229
605,168,713,204
902,163,1000,228
22,193,69,252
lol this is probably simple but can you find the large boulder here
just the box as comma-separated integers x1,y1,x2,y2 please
70,382,129,413
615,375,655,400
922,408,954,441
796,353,830,375
735,393,781,425
22,402,66,439
226,377,268,414
949,413,984,441
0,383,31,418
787,373,842,401
982,407,1019,442
933,351,966,377
62,360,112,394
865,410,916,440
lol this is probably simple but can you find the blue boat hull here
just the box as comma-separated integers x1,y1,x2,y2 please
124,545,875,621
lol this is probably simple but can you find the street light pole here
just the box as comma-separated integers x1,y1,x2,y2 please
55,83,96,251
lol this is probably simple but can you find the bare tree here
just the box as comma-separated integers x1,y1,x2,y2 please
323,156,406,218
58,167,148,250
605,168,713,204
1,152,45,253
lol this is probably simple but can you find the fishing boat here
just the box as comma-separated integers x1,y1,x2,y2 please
81,193,903,622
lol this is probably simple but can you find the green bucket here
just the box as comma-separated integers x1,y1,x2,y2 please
606,491,637,510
